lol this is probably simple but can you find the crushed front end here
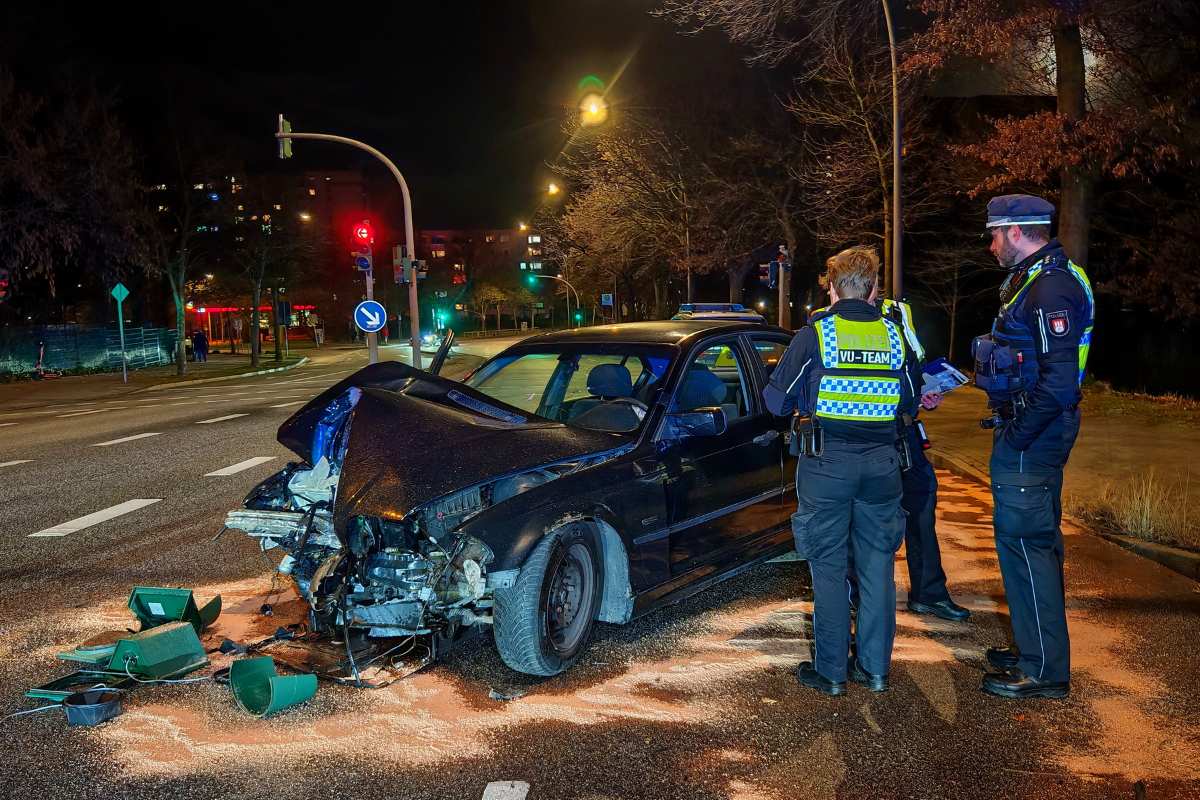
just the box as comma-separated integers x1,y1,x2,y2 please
223,387,495,668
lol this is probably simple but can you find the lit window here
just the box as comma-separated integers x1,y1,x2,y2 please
193,183,205,190
157,205,168,212
234,216,244,224
530,261,543,271
528,247,542,257
308,188,317,196
324,176,332,181
527,234,541,244
485,234,495,243
236,204,244,211
431,248,446,259
453,263,465,271
499,234,509,242
273,204,282,211
231,183,242,193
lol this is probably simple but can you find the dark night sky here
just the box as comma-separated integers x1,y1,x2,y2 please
3,1,752,227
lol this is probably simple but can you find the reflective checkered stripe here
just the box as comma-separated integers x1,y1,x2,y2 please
815,376,902,421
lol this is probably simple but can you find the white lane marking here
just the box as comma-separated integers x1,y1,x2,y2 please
0,422,17,427
196,413,249,424
29,498,162,538
268,401,306,408
0,460,32,468
91,432,163,447
168,401,202,406
482,782,530,800
205,456,276,476
57,407,124,418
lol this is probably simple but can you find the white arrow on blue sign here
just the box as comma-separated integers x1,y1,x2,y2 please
353,300,387,333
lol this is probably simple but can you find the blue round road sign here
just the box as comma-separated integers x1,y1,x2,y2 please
354,300,387,334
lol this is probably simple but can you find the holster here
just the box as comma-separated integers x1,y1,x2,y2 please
790,415,823,457
896,414,914,472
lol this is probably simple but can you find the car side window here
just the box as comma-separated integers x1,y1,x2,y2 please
749,336,790,378
672,343,750,421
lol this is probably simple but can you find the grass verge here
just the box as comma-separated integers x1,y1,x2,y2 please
1069,469,1200,552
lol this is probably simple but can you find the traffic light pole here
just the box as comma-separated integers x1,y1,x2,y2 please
364,267,378,364
530,274,580,328
274,125,422,369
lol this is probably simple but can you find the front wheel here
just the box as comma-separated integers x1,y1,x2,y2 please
493,525,602,676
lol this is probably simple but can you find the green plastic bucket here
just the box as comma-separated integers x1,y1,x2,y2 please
229,657,317,718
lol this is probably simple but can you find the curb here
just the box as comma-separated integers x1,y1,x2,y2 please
927,448,1200,583
135,357,309,392
1095,532,1200,582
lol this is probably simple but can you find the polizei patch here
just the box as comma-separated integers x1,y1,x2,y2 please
1047,310,1070,337
838,349,892,366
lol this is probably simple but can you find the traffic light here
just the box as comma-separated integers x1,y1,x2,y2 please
574,312,583,323
526,274,538,287
0,268,9,303
351,220,374,271
353,220,374,245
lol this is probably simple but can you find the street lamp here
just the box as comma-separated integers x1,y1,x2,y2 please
298,211,312,223
579,93,609,127
527,272,580,328
518,222,528,232
547,182,561,196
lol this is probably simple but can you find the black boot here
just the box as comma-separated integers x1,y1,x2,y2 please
981,669,1069,699
986,647,1020,671
795,662,846,697
847,658,888,692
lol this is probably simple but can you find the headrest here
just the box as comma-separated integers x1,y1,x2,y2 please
587,363,633,398
674,366,726,410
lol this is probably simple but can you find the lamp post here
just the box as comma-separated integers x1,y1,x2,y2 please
881,0,903,299
528,273,580,328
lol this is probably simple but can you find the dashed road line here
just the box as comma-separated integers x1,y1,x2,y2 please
205,456,277,477
0,422,17,427
482,782,530,800
91,432,163,447
268,401,307,408
29,498,162,538
57,407,124,418
0,460,32,469
196,413,249,424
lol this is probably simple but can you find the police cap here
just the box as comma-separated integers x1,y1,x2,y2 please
986,194,1055,228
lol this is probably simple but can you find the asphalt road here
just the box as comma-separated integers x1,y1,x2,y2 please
0,338,1197,800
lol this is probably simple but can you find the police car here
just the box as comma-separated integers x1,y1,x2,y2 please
671,303,767,323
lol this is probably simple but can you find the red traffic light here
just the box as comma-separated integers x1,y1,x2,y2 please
352,220,374,244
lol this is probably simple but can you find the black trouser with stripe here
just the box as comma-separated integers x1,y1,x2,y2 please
792,440,905,681
989,408,1080,684
901,426,951,605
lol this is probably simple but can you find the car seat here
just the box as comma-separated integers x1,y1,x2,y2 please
673,365,739,421
567,364,642,431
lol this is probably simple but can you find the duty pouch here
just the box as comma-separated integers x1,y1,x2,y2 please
972,335,1021,394
790,415,822,457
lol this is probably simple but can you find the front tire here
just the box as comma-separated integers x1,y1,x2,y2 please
493,525,602,676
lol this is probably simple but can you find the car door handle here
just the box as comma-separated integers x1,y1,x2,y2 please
753,430,779,446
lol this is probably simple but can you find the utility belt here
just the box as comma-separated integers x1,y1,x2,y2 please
980,394,1027,429
790,414,915,472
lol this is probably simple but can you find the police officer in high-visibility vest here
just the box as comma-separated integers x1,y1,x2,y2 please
807,298,971,623
973,194,1094,699
764,246,921,696
879,298,971,622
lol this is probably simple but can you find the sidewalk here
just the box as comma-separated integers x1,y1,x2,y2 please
0,349,310,410
923,385,1200,553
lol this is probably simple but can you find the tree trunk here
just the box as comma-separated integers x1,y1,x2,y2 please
948,291,959,364
728,262,754,304
169,274,186,377
250,284,262,368
1054,22,1091,267
652,278,662,319
495,304,501,331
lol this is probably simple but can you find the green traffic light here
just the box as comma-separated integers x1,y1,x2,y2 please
573,312,583,322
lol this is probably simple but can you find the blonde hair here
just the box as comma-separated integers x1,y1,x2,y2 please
822,246,880,300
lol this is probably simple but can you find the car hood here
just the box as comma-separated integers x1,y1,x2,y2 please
277,362,629,527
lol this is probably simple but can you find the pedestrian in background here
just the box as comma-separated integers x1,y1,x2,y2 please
191,329,208,363
764,245,920,696
973,194,1095,699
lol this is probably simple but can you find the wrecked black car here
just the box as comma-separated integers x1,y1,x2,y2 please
225,321,798,676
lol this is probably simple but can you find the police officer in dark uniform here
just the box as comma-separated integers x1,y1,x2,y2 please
764,246,921,696
973,194,1094,699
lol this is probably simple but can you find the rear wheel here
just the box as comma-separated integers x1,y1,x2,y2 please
493,525,601,676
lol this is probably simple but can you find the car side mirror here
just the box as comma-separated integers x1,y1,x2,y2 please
665,406,727,437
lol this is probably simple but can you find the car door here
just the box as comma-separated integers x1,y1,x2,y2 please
662,336,785,576
746,331,798,530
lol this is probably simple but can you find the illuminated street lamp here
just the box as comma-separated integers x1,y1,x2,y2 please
547,182,561,196
518,222,528,232
298,211,312,223
579,93,609,127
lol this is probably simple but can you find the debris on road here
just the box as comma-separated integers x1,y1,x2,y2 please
488,687,526,702
127,586,222,635
229,656,318,717
62,688,123,727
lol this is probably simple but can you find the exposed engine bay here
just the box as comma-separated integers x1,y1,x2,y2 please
222,382,620,677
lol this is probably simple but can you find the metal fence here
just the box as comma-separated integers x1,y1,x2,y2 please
0,324,178,376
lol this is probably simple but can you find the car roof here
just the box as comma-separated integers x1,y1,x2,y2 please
671,311,767,321
516,320,791,347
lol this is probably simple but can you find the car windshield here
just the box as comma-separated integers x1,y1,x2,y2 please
464,344,674,433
